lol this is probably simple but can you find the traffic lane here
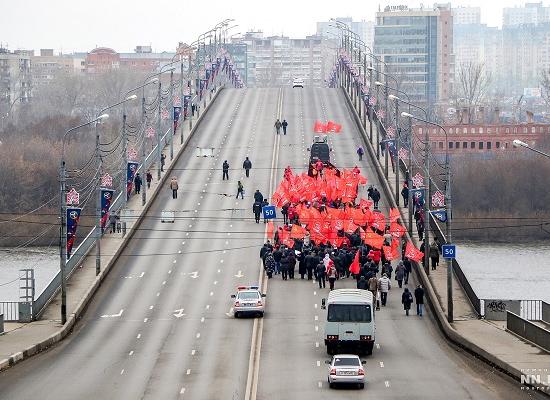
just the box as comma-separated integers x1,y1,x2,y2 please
0,90,245,399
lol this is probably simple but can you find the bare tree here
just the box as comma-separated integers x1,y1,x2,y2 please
455,62,491,124
540,68,550,111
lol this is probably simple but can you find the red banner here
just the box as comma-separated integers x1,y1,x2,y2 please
405,241,424,262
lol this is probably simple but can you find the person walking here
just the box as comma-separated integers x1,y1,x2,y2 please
281,204,289,224
108,212,118,234
222,160,229,180
261,198,269,223
368,275,379,310
236,181,244,199
395,261,405,288
254,189,264,203
160,153,166,172
414,285,425,316
315,261,326,289
280,249,290,280
429,240,440,270
378,273,391,306
264,251,275,279
134,173,142,194
146,170,153,188
402,288,414,316
382,261,393,280
282,119,288,135
357,146,364,161
371,187,381,209
272,246,282,275
401,182,409,208
403,258,412,285
274,119,282,134
288,251,296,279
298,250,307,279
253,201,262,223
327,262,338,290
306,250,318,281
170,177,178,199
243,157,252,178
357,275,368,290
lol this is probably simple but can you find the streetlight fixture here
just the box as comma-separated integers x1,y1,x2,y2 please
513,139,550,158
59,114,109,324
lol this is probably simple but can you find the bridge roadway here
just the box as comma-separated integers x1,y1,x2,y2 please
0,88,539,399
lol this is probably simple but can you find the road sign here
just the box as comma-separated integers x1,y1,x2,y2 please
442,244,456,259
262,205,276,220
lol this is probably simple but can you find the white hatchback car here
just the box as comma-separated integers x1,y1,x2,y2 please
231,286,265,318
326,354,366,389
292,78,304,88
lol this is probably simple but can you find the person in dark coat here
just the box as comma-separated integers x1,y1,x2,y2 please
146,170,153,188
315,261,326,288
280,249,290,280
395,261,405,288
134,173,142,194
307,251,318,280
160,153,166,172
260,241,272,266
252,201,262,223
222,160,229,180
402,288,414,316
429,241,440,270
370,187,381,209
357,275,368,290
282,119,288,135
403,258,412,284
264,251,275,279
401,182,409,207
414,285,425,316
236,181,244,199
261,199,269,223
382,261,393,280
243,157,252,177
298,251,307,279
274,119,282,134
281,204,289,224
272,247,282,274
254,190,264,203
287,251,296,279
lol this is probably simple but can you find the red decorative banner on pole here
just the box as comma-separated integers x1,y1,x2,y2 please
66,188,80,205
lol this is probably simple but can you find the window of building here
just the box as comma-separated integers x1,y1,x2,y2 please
487,142,492,150
487,127,492,133
532,127,536,133
505,142,508,149
449,128,454,134
479,142,484,149
439,142,443,149
463,142,468,149
449,142,454,149
479,127,484,133
463,127,467,134
496,141,500,149
506,128,510,133
523,127,528,133
455,142,460,148
471,142,475,149
471,127,476,133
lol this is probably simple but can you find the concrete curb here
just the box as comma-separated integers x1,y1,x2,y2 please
0,87,226,373
340,87,549,393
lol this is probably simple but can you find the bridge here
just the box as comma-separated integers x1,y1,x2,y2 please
0,26,548,400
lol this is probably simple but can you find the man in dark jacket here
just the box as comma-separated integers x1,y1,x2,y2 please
260,241,273,266
222,160,230,180
287,251,296,279
254,189,264,203
401,183,409,207
298,251,307,279
253,201,262,223
403,258,412,284
306,251,318,280
272,247,282,275
414,285,425,316
282,119,288,135
280,249,290,280
134,173,142,194
357,275,368,290
371,188,381,209
243,157,252,177
315,262,326,288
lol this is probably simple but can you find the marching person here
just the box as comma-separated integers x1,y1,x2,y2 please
134,173,142,194
261,198,269,223
222,160,230,181
357,146,364,161
378,273,391,306
236,181,244,199
254,189,264,203
327,261,338,290
160,153,166,172
402,287,414,316
368,274,379,310
282,119,288,135
170,177,178,199
252,201,262,223
415,284,425,316
401,182,409,207
430,240,440,270
146,170,153,188
243,157,252,178
403,257,412,285
395,260,405,288
315,261,326,289
274,119,282,134
264,251,275,279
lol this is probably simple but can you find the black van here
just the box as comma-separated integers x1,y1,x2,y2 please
309,135,330,164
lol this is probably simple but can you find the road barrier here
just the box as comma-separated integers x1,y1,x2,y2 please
507,311,550,353
0,303,18,322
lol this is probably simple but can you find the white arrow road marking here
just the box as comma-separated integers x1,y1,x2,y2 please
234,270,244,278
186,369,191,375
180,388,185,394
173,309,186,318
139,272,145,278
136,333,141,339
189,271,199,279
100,309,124,318
191,349,196,356
385,381,390,388
376,343,380,349
316,360,320,367
380,361,384,368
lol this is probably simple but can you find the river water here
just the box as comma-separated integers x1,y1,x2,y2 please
0,243,548,303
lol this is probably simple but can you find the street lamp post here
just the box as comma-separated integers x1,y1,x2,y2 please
513,139,550,158
60,114,109,324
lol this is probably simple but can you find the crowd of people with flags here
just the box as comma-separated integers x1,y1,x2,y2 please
258,162,426,316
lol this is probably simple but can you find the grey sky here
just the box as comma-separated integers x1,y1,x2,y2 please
0,0,542,53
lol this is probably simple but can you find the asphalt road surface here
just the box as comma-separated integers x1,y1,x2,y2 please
0,88,542,400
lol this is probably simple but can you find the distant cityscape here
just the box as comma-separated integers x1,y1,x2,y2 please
2,2,550,124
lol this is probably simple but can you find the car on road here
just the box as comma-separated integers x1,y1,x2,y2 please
292,78,304,88
231,286,266,318
326,354,366,389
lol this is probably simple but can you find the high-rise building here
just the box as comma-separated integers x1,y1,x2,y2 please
374,3,454,105
503,2,550,26
239,32,324,87
0,47,32,110
452,6,481,25
31,49,75,86
316,18,375,50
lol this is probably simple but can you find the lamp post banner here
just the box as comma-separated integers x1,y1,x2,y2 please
66,207,82,258
126,161,139,199
431,209,448,222
100,188,114,229
173,106,182,131
183,95,191,117
410,188,425,207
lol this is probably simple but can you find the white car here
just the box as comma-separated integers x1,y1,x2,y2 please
326,354,366,389
292,78,304,88
231,286,265,318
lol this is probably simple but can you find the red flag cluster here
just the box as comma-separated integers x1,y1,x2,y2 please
314,120,342,133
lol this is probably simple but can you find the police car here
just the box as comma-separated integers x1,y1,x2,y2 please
230,286,266,318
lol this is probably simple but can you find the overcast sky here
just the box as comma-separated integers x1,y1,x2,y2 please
0,0,543,53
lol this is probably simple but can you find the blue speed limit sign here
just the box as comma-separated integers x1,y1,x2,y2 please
262,205,276,220
442,244,456,259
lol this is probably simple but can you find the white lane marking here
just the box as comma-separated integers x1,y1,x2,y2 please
205,305,210,310
121,369,125,375
188,224,192,228
376,343,380,349
186,369,191,375
313,291,317,296
191,349,196,355
180,388,186,394
220,259,224,263
137,333,141,339
156,292,160,297
385,381,390,388
314,315,318,321
213,281,218,285
315,342,319,348
316,360,321,367
178,250,181,254
143,318,148,322
210,292,214,296
314,304,318,309
230,224,233,228
217,269,221,273
201,317,205,323
318,381,322,388
315,325,318,332
196,333,201,339
182,241,185,245
380,361,385,368
173,260,177,264
234,270,243,278
168,270,172,274
189,271,199,279
139,272,145,278
162,281,166,285
225,241,229,245
227,233,231,236
149,305,154,310
186,233,189,236
129,350,134,356
223,250,226,254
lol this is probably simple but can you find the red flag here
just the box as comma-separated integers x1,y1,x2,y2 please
389,222,407,238
266,221,274,239
290,224,307,239
389,208,401,223
363,229,385,249
349,250,360,275
382,242,400,261
314,121,327,133
405,241,424,262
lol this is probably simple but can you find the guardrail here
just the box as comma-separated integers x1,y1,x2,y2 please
0,302,18,322
507,311,550,352
543,301,550,323
480,299,543,321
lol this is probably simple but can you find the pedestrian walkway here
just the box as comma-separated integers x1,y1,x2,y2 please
347,88,550,391
0,88,223,368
